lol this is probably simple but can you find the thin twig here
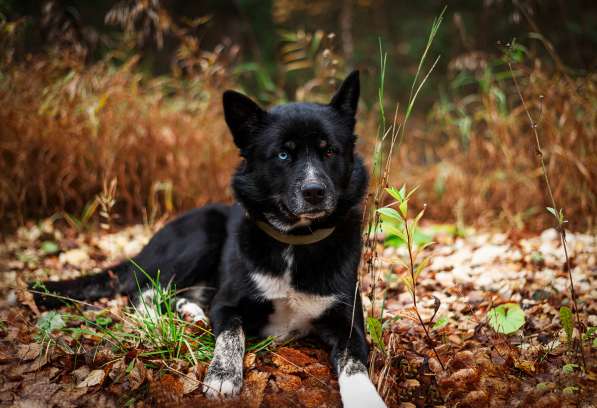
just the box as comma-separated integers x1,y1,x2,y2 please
507,59,586,369
403,217,445,370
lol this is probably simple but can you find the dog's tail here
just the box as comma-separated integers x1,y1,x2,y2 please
29,261,140,308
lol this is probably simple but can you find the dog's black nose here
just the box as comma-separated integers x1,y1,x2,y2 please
301,182,325,205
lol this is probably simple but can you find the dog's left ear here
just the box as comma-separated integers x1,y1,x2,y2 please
329,70,360,117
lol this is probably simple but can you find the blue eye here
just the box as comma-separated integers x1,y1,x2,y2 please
278,151,289,160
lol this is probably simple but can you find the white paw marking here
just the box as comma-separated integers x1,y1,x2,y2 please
203,326,245,399
134,289,161,321
202,376,241,399
176,299,207,323
338,358,386,408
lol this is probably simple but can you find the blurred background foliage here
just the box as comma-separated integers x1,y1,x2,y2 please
0,0,595,231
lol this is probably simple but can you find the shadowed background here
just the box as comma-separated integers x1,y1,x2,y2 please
0,0,595,231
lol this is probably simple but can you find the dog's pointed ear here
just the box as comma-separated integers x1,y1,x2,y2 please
223,90,265,149
329,70,359,117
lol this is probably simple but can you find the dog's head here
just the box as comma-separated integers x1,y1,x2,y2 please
223,71,367,232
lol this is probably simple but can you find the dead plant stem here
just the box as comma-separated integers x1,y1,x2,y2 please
508,61,586,369
403,217,445,370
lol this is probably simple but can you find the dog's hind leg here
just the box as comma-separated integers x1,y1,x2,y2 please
130,287,210,325
175,298,207,323
174,284,216,323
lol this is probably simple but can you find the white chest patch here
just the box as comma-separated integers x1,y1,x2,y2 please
251,247,336,340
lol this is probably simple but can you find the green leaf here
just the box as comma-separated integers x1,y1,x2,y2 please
401,275,414,294
37,311,66,334
413,207,426,231
399,200,408,217
384,234,405,248
95,316,113,327
380,220,406,241
593,337,597,348
583,326,596,340
562,363,578,374
413,229,433,246
398,185,406,200
366,317,385,353
126,359,135,374
546,207,558,218
377,207,402,223
562,386,579,395
415,256,431,279
385,187,404,202
487,303,525,334
559,306,574,343
432,316,449,330
40,241,60,255
417,241,436,254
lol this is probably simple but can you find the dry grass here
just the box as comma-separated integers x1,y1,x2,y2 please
367,63,596,231
1,51,594,231
0,52,238,228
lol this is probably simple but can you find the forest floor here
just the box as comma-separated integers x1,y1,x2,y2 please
0,219,595,407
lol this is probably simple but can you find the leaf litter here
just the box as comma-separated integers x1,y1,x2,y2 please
0,219,595,407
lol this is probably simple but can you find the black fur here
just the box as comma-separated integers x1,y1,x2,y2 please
31,70,371,383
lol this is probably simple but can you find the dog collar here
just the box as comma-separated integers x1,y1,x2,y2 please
255,220,335,245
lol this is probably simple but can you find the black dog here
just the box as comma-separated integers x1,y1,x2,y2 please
32,71,386,407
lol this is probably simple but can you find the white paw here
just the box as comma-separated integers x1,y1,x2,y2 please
339,371,386,408
175,299,207,323
202,371,242,399
338,358,386,408
202,326,245,399
133,289,161,321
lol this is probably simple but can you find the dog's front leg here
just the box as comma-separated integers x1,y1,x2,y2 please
202,313,245,399
315,304,387,408
336,349,386,408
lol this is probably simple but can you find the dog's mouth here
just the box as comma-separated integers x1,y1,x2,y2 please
296,211,326,220
267,200,331,231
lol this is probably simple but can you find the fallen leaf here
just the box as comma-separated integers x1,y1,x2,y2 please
462,390,489,406
128,358,147,391
240,371,270,408
149,374,183,405
77,369,105,388
515,359,536,374
272,347,317,373
108,358,126,383
297,388,329,408
304,363,331,380
244,352,256,369
404,378,420,388
72,365,91,383
16,343,42,361
21,352,48,373
15,278,39,316
275,372,302,392
181,370,200,395
13,399,47,408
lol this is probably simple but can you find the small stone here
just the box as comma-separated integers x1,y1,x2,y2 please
467,290,484,304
